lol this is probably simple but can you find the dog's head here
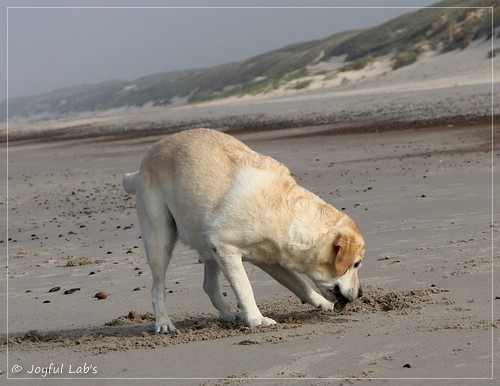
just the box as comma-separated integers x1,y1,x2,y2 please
311,222,365,312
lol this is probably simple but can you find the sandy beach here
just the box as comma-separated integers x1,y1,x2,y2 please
1,39,499,384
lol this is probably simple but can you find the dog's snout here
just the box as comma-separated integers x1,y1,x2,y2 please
334,284,362,303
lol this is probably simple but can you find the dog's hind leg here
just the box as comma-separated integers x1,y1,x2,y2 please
202,258,239,322
255,262,334,311
136,187,178,334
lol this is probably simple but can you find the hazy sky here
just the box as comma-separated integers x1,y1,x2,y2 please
3,0,439,99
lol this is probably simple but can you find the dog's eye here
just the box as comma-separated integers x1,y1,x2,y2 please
353,261,361,268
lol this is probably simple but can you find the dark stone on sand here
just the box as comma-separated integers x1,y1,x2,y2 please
95,291,107,299
63,288,80,295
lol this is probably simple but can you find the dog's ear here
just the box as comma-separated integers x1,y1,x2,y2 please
332,230,356,276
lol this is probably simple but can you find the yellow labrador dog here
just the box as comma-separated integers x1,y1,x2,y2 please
123,128,365,333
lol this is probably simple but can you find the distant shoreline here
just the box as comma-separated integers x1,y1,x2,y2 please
4,113,495,146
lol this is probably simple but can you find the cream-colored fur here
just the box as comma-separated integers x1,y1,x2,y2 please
123,128,365,333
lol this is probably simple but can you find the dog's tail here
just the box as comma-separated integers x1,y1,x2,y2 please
122,172,139,195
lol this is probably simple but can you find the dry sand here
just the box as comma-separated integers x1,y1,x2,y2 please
1,41,499,385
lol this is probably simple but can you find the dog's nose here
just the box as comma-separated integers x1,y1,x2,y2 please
358,287,363,298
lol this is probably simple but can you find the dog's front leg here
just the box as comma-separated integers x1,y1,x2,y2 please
213,245,276,328
255,262,334,311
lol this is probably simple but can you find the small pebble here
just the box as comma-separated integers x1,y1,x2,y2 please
133,287,141,291
89,271,95,275
95,291,107,300
64,288,80,295
48,286,61,293
238,339,258,345
403,363,412,368
43,300,51,304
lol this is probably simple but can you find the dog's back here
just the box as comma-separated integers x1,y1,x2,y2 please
128,128,293,249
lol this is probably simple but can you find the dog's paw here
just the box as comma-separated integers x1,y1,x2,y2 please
317,299,335,312
309,291,335,312
155,319,177,334
246,316,277,328
220,309,239,323
260,316,277,327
